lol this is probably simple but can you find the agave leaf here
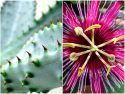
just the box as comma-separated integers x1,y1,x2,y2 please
0,1,62,64
1,22,62,93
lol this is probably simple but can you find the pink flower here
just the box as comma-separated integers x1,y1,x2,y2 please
63,0,124,93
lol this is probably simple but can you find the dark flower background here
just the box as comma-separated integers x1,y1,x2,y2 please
63,0,124,93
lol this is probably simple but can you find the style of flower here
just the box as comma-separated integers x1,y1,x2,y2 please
63,0,124,93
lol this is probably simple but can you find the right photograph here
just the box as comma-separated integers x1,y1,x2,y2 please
63,0,124,93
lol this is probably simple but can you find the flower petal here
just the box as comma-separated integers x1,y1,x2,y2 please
63,2,81,30
100,1,123,31
89,69,103,93
84,1,100,29
63,61,80,92
112,65,124,80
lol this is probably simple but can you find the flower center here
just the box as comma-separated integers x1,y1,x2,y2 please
63,24,124,77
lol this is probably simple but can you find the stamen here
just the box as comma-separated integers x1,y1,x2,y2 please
63,43,90,49
95,51,115,76
106,66,115,76
97,49,115,62
84,24,101,32
113,35,124,44
69,50,91,62
74,27,94,46
97,39,114,48
97,35,125,48
76,50,91,56
78,52,92,77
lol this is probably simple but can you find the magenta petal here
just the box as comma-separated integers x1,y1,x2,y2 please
64,62,80,92
84,1,100,28
89,70,103,93
112,65,124,80
113,29,124,38
63,2,81,30
77,0,84,22
99,29,124,41
100,1,122,31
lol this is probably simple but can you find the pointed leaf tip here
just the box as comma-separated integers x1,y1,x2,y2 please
7,60,12,65
1,70,8,77
16,56,21,63
26,51,32,57
50,19,53,24
32,59,41,67
56,16,60,22
42,45,48,52
57,40,61,47
25,72,34,78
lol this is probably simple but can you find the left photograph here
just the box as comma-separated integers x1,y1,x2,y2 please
0,0,62,93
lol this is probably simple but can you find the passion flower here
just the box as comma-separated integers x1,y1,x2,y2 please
63,0,124,93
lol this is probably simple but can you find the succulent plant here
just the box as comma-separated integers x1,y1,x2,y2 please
0,0,62,93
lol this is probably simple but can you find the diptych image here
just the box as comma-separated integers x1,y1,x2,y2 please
0,0,125,93
63,0,124,93
1,0,62,93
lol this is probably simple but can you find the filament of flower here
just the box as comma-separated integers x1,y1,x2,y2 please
70,50,91,62
97,35,125,48
78,52,92,77
95,51,115,76
98,49,115,63
97,39,114,48
63,43,90,49
97,49,115,62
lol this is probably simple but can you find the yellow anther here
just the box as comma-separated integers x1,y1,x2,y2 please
113,35,124,44
106,65,115,76
74,27,83,36
69,52,79,62
84,24,101,32
78,52,92,77
78,67,83,77
63,43,76,48
63,43,90,49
